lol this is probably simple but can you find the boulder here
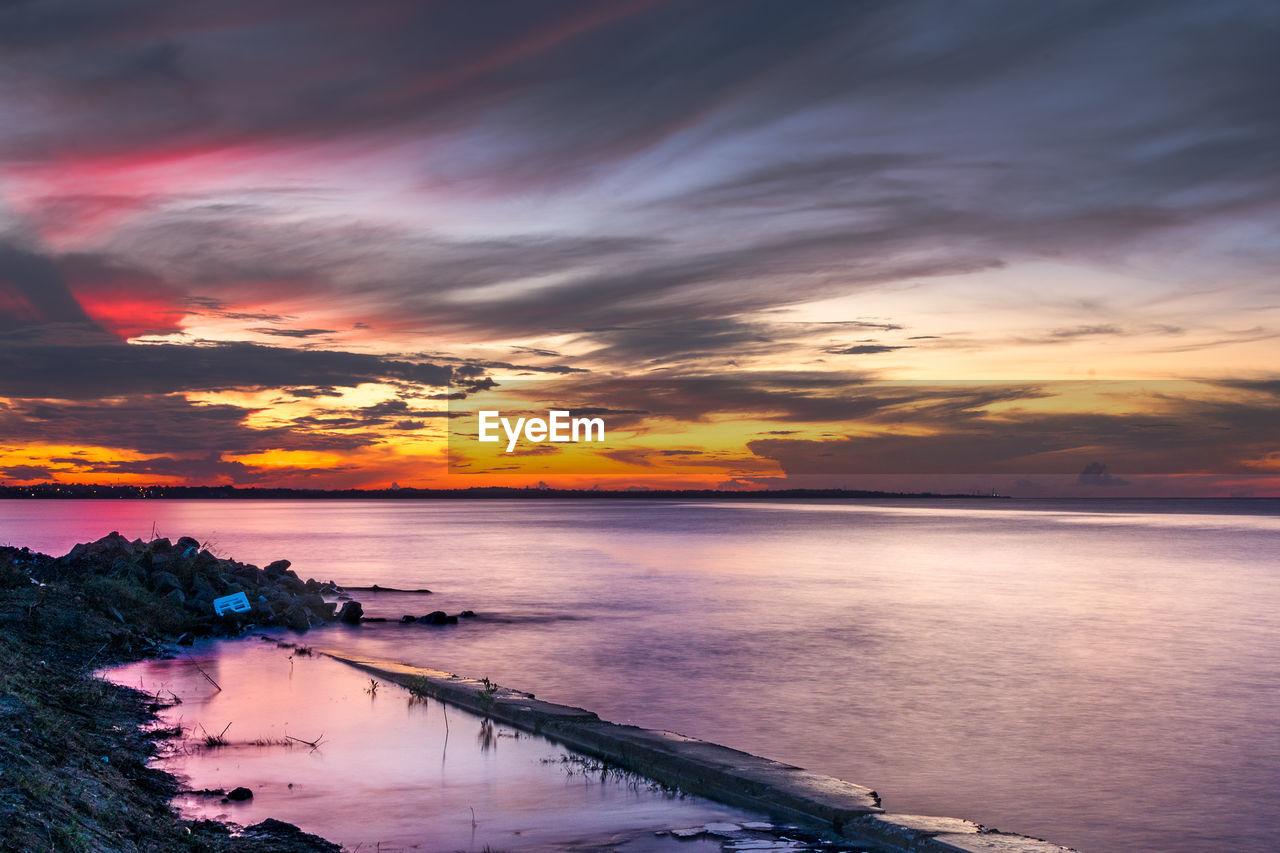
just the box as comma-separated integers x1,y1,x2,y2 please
151,571,182,593
230,563,261,583
175,536,200,552
282,604,312,632
400,615,417,623
264,559,291,576
94,531,135,557
240,819,341,852
191,574,217,598
460,610,477,618
165,588,185,606
419,611,448,626
225,786,253,801
337,601,364,624
186,594,214,615
275,575,305,593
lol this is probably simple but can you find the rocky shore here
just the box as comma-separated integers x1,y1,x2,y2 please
0,533,356,852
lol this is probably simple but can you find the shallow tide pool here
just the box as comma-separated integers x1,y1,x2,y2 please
104,638,759,852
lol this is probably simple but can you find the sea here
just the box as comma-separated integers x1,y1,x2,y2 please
4,497,1278,853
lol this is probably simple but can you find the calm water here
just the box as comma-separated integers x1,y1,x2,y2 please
105,639,747,852
5,498,1279,852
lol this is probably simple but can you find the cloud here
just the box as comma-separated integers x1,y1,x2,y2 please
824,344,911,355
0,394,375,455
251,327,335,338
91,453,271,484
2,1,1279,488
0,242,97,329
0,336,454,399
1,464,59,481
1076,461,1131,487
746,392,1280,476
1050,325,1125,339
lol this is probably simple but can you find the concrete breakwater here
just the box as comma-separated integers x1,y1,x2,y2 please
325,652,1080,853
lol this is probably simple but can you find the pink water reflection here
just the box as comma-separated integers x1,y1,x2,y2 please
104,639,744,852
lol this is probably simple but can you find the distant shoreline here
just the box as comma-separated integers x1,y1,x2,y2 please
0,484,1007,500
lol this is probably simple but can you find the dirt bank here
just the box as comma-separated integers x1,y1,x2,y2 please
0,536,343,852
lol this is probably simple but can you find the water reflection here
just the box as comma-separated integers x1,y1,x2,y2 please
477,718,496,752
18,496,1280,853
104,637,754,851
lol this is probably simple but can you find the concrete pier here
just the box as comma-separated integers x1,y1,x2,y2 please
322,651,1079,853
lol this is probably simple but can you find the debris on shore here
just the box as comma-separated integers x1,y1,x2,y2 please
0,535,348,852
34,531,350,638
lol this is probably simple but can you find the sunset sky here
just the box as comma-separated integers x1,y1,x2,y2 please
1,1,1277,494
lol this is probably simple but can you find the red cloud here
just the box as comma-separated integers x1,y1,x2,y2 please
57,255,188,339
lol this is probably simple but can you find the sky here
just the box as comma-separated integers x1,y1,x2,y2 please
1,0,1278,494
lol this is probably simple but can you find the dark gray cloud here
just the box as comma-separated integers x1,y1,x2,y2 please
0,242,97,329
252,327,335,338
824,344,911,355
0,464,60,481
464,374,1048,429
0,394,373,455
1077,461,1131,487
0,334,454,399
1,1,1278,486
90,454,272,484
3,1,1275,368
747,398,1280,476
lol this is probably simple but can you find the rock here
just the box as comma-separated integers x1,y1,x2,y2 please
175,536,200,552
151,571,182,593
460,610,477,618
165,588,185,606
445,614,458,624
304,578,321,592
191,574,217,598
282,604,312,632
240,818,341,852
337,601,364,624
150,537,173,553
185,594,214,615
300,594,336,620
419,611,448,625
225,786,253,801
400,614,417,623
264,559,291,576
275,575,305,593
230,563,261,583
96,531,135,556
